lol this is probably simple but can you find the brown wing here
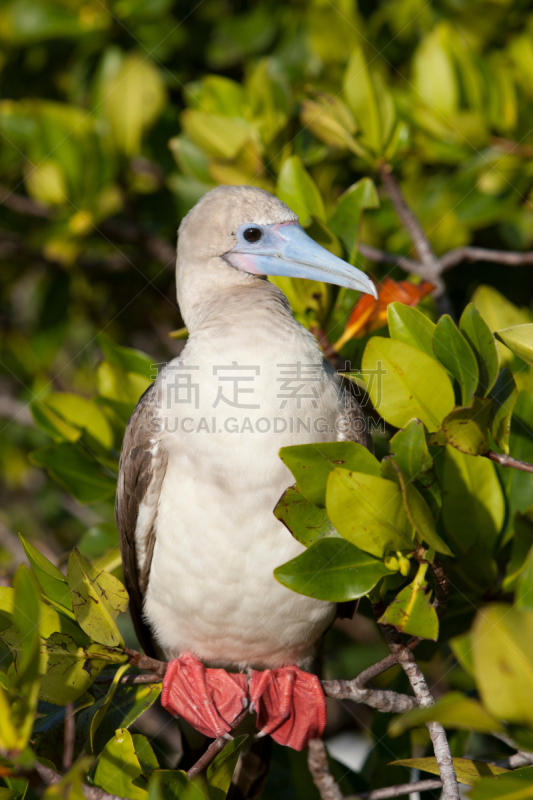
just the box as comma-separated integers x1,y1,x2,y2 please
116,382,168,657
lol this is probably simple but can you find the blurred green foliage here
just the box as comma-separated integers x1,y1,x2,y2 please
2,0,533,797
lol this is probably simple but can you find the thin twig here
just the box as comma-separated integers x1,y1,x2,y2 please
62,703,75,773
375,605,460,800
357,778,443,799
94,672,162,685
322,681,416,713
441,245,533,270
124,647,168,677
0,185,52,218
307,739,344,800
357,244,422,274
186,707,249,779
486,451,533,474
378,165,439,274
34,761,123,800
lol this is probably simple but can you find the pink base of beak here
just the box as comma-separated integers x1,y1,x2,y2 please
161,653,326,751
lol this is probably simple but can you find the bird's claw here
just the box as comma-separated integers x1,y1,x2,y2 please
161,653,248,739
162,655,326,750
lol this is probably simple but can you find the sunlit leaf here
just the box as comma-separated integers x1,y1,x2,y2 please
440,398,492,456
387,302,436,357
496,323,533,367
379,562,439,640
441,446,504,552
276,155,325,225
274,486,339,547
67,549,128,647
326,468,414,558
472,604,533,727
388,757,506,785
362,337,455,432
279,442,380,507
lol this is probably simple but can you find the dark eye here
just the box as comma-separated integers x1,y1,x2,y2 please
243,227,262,243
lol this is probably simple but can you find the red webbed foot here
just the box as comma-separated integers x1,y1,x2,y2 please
161,652,248,738
249,666,326,751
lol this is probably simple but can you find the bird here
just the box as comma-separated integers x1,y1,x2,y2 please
116,185,377,756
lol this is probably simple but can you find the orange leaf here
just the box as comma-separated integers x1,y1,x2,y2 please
334,278,434,350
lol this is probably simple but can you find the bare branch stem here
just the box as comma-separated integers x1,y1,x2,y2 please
322,681,416,712
307,739,344,800
186,707,249,779
375,607,460,800
378,164,439,273
486,451,533,474
358,778,443,799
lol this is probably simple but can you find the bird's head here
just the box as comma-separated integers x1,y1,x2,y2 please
176,185,377,328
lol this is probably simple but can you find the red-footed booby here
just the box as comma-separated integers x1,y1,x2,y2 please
116,185,377,752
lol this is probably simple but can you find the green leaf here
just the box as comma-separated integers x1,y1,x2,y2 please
103,54,166,156
441,446,504,553
468,766,533,799
274,537,392,602
89,663,131,753
379,562,439,640
473,285,530,366
472,604,533,727
97,335,153,380
440,398,493,456
489,369,518,454
433,314,479,405
30,443,116,504
44,394,114,450
362,337,455,432
398,474,453,556
18,535,72,612
94,728,147,800
459,304,500,396
274,486,339,547
343,47,381,154
11,565,41,686
132,734,159,773
39,633,123,705
503,510,533,592
326,468,414,558
388,757,507,786
515,546,533,612
279,442,380,507
387,303,436,357
413,25,458,115
181,111,252,159
329,178,379,263
148,770,204,800
299,94,360,153
77,682,161,756
496,323,533,366
388,691,502,737
389,419,441,513
276,155,325,225
206,735,248,800
67,549,128,647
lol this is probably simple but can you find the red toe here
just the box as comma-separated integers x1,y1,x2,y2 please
249,666,326,751
161,653,248,738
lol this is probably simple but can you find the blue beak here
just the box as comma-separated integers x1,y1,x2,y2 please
224,221,378,298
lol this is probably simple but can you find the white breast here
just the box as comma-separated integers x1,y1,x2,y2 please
142,308,340,670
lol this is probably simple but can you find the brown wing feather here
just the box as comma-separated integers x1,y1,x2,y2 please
116,382,168,657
